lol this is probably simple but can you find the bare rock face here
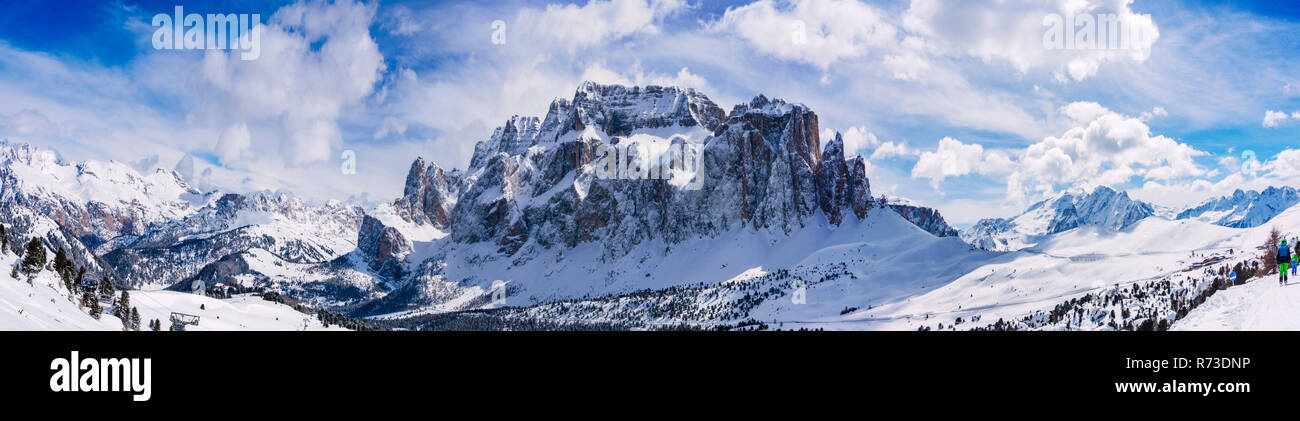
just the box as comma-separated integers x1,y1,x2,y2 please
394,158,455,229
848,157,872,219
357,215,412,279
888,203,959,238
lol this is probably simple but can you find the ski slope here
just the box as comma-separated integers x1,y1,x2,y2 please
1173,278,1300,330
1,252,345,331
750,202,1300,330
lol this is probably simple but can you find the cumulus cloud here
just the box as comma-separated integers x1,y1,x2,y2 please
911,137,1014,187
835,126,880,155
708,0,898,70
1262,148,1300,179
1006,102,1207,203
194,0,384,167
1263,110,1297,128
902,0,1159,82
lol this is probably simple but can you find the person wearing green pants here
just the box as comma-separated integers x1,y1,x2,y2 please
1279,239,1292,285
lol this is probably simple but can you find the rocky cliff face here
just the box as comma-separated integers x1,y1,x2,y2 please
393,158,456,229
887,202,958,238
356,215,412,280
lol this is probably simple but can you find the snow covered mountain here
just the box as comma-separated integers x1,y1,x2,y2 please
960,186,1155,251
1175,186,1300,228
350,82,885,316
0,139,208,248
101,191,365,291
0,140,369,299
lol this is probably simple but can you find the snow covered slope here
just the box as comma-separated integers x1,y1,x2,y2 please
0,251,344,331
1173,278,1300,330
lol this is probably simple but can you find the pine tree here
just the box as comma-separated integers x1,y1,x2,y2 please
117,291,131,320
9,266,17,280
72,267,85,295
82,291,101,319
53,247,72,281
129,307,141,331
21,238,45,273
0,224,8,254
100,276,115,299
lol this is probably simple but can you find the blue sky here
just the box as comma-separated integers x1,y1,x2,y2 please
1,0,1298,226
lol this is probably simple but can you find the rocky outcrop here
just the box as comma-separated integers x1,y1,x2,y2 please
357,215,411,280
816,133,872,225
888,203,958,237
394,158,456,229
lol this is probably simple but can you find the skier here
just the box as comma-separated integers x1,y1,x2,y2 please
1279,239,1292,285
1292,244,1298,277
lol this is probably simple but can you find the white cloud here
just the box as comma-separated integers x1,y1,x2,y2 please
516,0,687,52
194,0,385,167
215,122,252,164
1139,106,1168,122
837,126,880,155
1007,102,1208,203
708,0,898,70
1263,110,1294,128
882,52,930,81
911,137,1014,187
870,141,916,160
1263,148,1300,179
902,0,1159,82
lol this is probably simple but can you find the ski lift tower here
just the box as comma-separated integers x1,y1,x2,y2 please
169,312,200,331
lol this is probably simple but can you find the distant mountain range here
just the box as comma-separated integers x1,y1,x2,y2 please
961,185,1300,251
960,186,1154,251
1175,186,1300,228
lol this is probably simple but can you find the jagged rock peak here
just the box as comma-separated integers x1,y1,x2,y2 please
470,81,727,169
394,157,455,229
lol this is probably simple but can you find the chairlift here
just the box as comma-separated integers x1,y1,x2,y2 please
169,312,201,331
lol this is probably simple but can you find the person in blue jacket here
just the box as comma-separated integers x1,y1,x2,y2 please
1292,243,1298,277
1279,239,1292,285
